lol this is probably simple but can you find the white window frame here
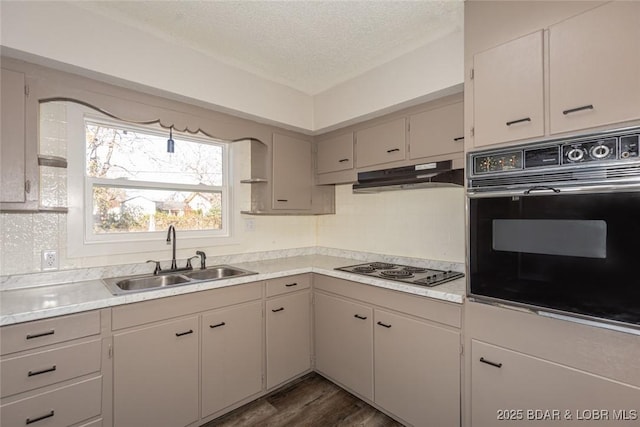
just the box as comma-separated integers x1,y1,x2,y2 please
66,102,237,258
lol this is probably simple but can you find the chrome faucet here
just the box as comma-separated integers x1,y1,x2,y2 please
166,225,178,270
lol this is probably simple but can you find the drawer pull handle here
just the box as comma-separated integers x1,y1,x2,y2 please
453,136,465,141
480,357,503,368
175,329,194,337
209,322,226,329
338,158,349,163
272,307,285,313
386,148,400,153
377,321,392,328
28,366,57,377
26,410,54,425
277,199,288,202
563,104,594,115
354,314,368,320
285,282,298,287
26,330,55,340
506,117,531,126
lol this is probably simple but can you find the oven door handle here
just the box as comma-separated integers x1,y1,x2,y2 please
523,186,561,195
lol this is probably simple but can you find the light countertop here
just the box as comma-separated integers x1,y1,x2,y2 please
0,255,465,326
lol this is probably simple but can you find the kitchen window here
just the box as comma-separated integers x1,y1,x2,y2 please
65,102,233,257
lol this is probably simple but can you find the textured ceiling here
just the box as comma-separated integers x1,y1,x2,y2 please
73,1,463,95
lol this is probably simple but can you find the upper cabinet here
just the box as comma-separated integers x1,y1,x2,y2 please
1,68,28,205
473,31,544,148
315,132,356,185
468,1,640,149
272,133,312,210
409,101,465,159
356,118,406,168
548,1,640,135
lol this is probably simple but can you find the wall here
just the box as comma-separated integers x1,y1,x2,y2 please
313,30,464,132
0,101,465,275
317,184,465,263
0,1,463,133
0,103,317,276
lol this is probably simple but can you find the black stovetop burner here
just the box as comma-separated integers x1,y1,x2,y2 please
336,262,464,287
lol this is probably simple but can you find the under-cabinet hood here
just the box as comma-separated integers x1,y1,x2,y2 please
352,160,463,193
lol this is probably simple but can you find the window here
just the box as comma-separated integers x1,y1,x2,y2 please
65,102,233,256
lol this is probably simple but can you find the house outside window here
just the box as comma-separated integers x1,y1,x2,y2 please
64,102,233,257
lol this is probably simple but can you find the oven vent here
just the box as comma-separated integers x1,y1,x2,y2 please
469,163,640,190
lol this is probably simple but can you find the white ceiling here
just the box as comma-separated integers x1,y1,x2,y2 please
74,1,463,95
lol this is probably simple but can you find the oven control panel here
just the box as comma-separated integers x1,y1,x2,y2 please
471,131,640,175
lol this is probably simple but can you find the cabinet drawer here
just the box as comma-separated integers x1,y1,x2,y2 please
1,339,101,398
1,311,101,355
266,274,311,297
0,376,102,427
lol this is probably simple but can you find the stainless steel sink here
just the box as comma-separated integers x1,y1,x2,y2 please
102,265,257,295
182,265,256,281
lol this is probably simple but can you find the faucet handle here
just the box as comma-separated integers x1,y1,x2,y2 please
146,260,162,275
186,256,199,270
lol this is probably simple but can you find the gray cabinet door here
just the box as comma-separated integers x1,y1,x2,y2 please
409,101,464,159
356,118,406,168
1,68,26,203
549,1,640,134
374,309,460,427
266,291,311,389
473,31,544,147
316,132,354,174
113,317,199,427
272,133,312,210
314,292,373,400
201,301,263,418
471,339,640,427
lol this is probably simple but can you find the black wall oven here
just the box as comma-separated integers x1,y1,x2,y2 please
467,127,640,328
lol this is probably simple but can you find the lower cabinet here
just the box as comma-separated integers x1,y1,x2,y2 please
314,292,374,400
466,301,640,427
375,309,461,427
266,290,311,389
113,316,200,427
201,300,263,418
471,339,640,427
313,275,462,427
0,311,105,427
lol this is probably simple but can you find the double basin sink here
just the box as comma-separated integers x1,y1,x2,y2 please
103,265,257,295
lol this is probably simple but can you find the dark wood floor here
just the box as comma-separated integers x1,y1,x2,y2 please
202,373,405,427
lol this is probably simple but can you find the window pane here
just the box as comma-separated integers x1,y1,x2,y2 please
92,186,222,234
86,122,223,186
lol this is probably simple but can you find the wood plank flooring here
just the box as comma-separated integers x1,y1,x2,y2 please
202,373,405,427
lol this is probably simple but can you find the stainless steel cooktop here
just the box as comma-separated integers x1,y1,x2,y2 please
335,262,464,287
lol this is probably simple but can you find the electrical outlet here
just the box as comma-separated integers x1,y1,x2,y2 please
41,249,58,270
244,218,255,232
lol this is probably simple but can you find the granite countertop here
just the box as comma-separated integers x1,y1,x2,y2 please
0,254,466,326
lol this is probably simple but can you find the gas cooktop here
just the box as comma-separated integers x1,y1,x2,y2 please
335,262,464,287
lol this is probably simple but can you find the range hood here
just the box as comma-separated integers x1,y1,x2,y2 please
352,160,463,193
